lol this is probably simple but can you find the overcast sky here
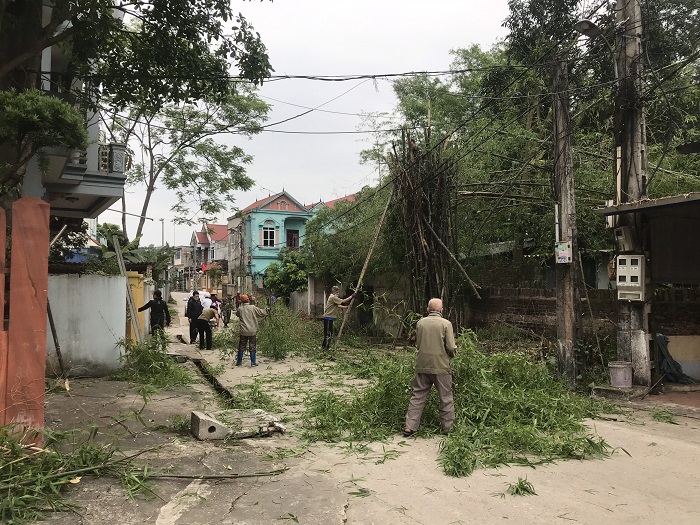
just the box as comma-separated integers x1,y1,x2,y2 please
98,0,511,246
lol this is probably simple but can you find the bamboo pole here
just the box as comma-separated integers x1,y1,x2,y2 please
422,217,481,299
114,235,144,344
334,190,394,348
47,225,68,386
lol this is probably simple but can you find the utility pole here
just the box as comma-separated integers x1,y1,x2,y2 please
615,0,651,385
552,52,578,387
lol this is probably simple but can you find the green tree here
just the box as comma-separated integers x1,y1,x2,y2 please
0,89,87,199
304,185,397,288
0,0,272,198
263,249,310,299
96,222,127,251
109,90,269,240
204,263,224,290
0,1,271,98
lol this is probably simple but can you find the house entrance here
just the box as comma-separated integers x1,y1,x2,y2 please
287,230,299,250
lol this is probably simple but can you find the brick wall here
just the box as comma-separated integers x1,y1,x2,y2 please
468,287,618,337
468,286,700,337
652,289,700,336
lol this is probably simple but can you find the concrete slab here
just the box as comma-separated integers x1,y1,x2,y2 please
191,410,230,440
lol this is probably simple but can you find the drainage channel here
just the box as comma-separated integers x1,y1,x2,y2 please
192,358,237,403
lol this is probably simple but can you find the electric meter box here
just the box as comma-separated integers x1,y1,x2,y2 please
616,254,645,302
555,241,572,264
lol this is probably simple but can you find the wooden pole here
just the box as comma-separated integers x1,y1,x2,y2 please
553,51,578,387
47,226,68,380
334,190,393,348
114,235,144,344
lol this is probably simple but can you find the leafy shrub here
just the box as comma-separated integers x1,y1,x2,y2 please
257,302,317,360
301,330,610,476
111,332,192,388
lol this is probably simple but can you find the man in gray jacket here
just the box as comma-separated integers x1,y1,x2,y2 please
235,294,268,367
404,298,457,437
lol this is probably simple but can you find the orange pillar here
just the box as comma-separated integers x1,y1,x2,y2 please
4,197,50,432
0,207,7,425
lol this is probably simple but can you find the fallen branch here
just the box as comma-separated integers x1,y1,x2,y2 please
144,468,288,480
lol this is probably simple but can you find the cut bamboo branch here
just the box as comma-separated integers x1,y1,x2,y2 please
334,189,394,348
422,217,481,299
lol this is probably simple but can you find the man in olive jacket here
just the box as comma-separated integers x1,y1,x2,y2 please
404,298,457,437
235,294,268,367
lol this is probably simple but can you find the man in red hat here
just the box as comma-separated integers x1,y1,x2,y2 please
235,294,268,366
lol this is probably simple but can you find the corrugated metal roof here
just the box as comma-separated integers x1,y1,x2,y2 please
595,193,700,216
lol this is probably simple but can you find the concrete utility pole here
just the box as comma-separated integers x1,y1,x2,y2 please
615,0,651,385
552,53,578,387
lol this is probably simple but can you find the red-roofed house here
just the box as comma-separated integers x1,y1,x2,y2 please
226,191,358,291
306,194,357,213
228,191,314,289
182,223,230,290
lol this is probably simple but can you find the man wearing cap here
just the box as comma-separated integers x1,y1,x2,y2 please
235,294,268,366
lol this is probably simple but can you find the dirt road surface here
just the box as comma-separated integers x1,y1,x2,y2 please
40,291,700,525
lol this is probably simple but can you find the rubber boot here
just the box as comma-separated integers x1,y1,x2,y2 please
236,350,243,366
250,351,258,367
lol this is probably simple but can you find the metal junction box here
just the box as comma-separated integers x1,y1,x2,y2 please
616,254,645,302
555,241,572,264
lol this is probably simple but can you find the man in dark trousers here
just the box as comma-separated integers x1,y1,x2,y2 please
195,307,219,350
321,286,355,350
403,298,457,437
185,291,204,345
138,290,171,334
221,294,234,327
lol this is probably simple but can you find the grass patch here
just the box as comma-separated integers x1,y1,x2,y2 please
212,327,238,356
651,408,678,424
164,414,191,435
0,426,150,524
501,477,537,497
211,303,317,361
224,380,281,411
110,332,193,388
300,330,611,477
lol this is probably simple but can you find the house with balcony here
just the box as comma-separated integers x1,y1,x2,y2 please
228,191,314,289
2,6,129,434
21,8,127,219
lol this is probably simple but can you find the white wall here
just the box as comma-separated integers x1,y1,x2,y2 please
46,274,126,377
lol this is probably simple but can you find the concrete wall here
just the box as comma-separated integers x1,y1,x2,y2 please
289,290,309,316
46,274,126,377
666,336,700,380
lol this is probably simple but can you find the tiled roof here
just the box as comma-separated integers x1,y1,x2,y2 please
194,231,209,244
324,194,356,209
241,192,283,212
205,224,228,242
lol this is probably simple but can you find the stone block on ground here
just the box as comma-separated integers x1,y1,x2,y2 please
190,410,231,440
211,408,286,439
